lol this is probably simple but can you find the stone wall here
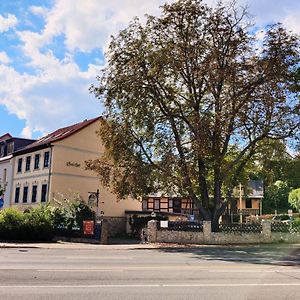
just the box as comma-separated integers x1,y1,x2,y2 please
147,220,300,244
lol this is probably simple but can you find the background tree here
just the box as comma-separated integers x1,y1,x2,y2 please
263,180,291,214
288,188,300,212
88,0,300,230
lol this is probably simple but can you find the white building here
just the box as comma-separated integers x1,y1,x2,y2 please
0,134,35,208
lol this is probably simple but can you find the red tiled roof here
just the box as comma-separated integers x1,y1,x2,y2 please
19,117,101,153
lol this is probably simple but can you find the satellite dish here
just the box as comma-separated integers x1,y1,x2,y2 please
151,212,156,218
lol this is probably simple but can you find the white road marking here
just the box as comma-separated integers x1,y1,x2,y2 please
35,267,300,273
65,256,133,260
38,269,123,272
1,283,300,288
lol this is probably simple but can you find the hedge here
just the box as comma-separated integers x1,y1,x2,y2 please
0,201,95,242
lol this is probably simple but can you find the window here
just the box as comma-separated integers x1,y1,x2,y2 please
154,198,160,211
14,187,20,203
34,154,40,169
7,142,14,154
173,198,182,213
41,184,47,202
25,156,31,171
246,198,252,209
17,158,22,173
32,185,37,203
44,151,50,168
142,199,147,210
23,186,28,203
0,145,4,157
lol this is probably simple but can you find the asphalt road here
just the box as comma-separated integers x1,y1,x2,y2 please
0,243,300,299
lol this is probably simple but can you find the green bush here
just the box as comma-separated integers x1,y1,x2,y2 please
48,201,95,231
289,188,300,212
0,201,95,241
0,206,53,241
292,217,300,227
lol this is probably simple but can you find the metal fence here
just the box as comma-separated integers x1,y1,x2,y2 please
218,224,262,233
271,222,300,233
158,221,203,232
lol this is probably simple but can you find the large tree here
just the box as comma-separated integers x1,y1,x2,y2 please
88,0,300,230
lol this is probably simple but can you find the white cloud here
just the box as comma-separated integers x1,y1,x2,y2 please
283,13,300,34
22,0,167,53
0,62,101,138
29,6,49,17
0,13,18,32
1,0,300,138
0,51,10,64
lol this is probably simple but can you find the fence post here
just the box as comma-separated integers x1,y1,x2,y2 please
147,220,158,243
203,221,211,242
262,220,271,242
100,219,109,244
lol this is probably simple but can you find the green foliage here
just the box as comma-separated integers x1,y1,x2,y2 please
0,201,95,241
292,217,300,226
89,0,300,228
48,200,95,230
288,188,300,212
0,207,53,241
263,181,291,214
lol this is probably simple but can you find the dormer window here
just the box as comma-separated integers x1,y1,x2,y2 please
7,142,14,154
0,145,4,157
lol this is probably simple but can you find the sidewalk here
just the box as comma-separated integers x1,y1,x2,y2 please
2,240,299,251
0,239,160,250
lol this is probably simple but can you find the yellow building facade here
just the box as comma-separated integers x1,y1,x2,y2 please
10,118,140,234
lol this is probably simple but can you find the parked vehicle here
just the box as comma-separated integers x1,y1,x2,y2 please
271,214,292,224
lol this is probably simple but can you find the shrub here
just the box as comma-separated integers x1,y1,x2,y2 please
0,201,95,241
22,206,54,241
292,217,300,227
48,201,95,231
0,208,23,238
289,188,300,212
0,206,53,241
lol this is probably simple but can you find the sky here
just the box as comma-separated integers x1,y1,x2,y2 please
0,0,299,140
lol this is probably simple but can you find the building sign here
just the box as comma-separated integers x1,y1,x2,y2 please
83,220,94,235
66,161,81,167
160,220,168,228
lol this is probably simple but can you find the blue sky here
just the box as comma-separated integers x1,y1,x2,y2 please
0,0,299,139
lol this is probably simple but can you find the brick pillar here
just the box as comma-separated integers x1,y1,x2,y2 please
147,220,158,243
203,221,211,242
100,219,109,244
262,220,271,242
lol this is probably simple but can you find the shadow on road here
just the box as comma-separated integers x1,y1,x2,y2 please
155,244,300,266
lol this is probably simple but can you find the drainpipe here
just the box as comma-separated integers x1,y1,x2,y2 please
9,155,16,207
46,144,52,203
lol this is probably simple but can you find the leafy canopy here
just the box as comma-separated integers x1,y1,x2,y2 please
289,188,300,212
88,0,300,225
